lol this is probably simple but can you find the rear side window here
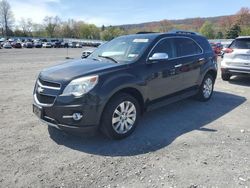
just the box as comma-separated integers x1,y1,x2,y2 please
150,38,176,59
230,39,250,49
174,38,202,57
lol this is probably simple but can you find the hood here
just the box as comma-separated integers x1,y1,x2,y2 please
39,58,123,83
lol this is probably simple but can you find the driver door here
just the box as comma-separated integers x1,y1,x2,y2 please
145,38,183,101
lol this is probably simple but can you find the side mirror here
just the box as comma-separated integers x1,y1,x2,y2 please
149,53,169,61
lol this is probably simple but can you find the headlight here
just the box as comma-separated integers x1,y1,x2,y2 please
62,75,98,96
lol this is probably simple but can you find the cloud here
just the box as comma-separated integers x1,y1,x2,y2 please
8,0,62,23
8,0,114,26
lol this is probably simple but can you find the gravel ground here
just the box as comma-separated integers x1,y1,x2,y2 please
0,48,249,188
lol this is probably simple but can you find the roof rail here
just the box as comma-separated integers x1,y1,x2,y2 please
136,31,158,34
169,30,197,35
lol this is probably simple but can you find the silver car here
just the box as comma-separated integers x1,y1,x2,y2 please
221,36,250,80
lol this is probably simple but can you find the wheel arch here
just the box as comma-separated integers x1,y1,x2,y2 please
99,87,145,127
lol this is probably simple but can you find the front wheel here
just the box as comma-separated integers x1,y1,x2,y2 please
196,74,215,102
101,93,140,139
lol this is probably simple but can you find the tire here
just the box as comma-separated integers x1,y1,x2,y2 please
196,74,215,102
101,93,141,139
221,73,231,81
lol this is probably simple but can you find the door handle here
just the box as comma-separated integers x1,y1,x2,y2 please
175,64,182,68
198,58,205,61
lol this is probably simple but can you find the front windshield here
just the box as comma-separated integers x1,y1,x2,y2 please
88,36,153,63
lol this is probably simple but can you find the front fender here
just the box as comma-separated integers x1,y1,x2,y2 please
99,73,145,101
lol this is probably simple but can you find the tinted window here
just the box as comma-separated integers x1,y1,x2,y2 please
230,38,250,49
174,38,202,57
150,38,176,58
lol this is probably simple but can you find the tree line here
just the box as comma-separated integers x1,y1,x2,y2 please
0,0,249,41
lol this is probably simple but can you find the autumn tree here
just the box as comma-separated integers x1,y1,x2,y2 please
236,7,250,26
158,20,174,32
192,18,204,32
218,16,236,32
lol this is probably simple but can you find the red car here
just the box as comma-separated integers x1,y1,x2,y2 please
11,42,22,48
210,42,223,55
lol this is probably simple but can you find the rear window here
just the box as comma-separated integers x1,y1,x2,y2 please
230,38,250,49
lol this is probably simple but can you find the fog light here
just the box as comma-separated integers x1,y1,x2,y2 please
72,113,83,121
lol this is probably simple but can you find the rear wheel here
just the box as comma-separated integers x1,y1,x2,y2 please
101,93,140,139
196,74,214,102
221,73,231,81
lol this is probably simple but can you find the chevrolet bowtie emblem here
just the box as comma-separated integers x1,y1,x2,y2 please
37,86,44,93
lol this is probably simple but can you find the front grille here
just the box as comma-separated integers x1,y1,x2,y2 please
38,78,61,88
34,77,62,106
36,93,56,104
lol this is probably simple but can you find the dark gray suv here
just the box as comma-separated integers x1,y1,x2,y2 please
33,30,217,139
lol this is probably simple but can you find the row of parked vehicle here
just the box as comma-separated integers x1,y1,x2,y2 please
0,38,102,49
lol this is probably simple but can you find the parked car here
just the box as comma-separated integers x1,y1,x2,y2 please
60,42,68,48
0,37,5,43
68,42,77,48
50,40,61,48
11,42,22,48
54,41,62,48
43,42,52,48
81,48,95,58
210,42,222,55
33,30,217,139
221,36,250,81
3,42,12,49
25,42,34,48
34,42,42,48
76,43,82,48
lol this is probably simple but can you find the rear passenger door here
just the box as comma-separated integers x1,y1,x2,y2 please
173,37,203,90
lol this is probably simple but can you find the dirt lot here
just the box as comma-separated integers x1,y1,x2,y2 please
0,48,249,188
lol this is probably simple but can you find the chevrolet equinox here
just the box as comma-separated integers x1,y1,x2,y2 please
33,30,217,139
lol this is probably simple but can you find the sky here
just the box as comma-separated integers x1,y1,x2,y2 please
8,0,250,26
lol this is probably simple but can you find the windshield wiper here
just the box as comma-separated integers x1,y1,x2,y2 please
98,55,119,64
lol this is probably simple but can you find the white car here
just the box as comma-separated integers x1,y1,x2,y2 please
221,36,250,81
81,48,95,58
3,42,12,49
43,42,52,48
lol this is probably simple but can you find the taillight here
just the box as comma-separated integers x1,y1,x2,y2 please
223,48,233,53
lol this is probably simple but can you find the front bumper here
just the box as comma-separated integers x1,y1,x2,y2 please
33,93,105,133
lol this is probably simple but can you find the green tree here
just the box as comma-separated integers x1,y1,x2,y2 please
101,26,125,41
226,24,241,39
101,25,105,31
199,21,215,39
240,27,250,36
216,31,223,39
43,16,61,37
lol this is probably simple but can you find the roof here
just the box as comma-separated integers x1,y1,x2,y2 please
237,36,250,39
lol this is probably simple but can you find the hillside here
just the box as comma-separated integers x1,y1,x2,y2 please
118,15,233,31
